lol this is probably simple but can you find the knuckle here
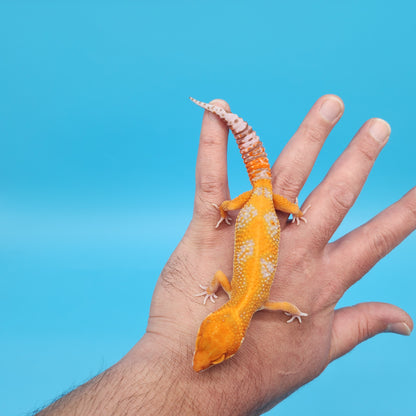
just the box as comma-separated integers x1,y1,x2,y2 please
404,196,416,222
327,182,356,213
201,131,224,148
356,318,371,343
193,196,219,222
320,277,342,305
284,245,309,271
356,134,378,163
369,228,395,261
197,174,224,197
300,123,326,144
273,166,304,198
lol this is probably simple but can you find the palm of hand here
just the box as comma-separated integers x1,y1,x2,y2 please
139,96,414,415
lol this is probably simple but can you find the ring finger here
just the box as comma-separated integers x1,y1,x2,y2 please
305,118,391,246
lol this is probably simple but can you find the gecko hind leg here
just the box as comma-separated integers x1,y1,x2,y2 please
272,194,310,225
195,270,232,305
263,300,308,323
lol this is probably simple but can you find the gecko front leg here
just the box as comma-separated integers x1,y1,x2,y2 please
262,300,308,323
213,190,253,228
195,270,232,304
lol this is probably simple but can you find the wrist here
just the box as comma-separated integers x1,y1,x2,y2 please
37,335,194,416
121,334,202,415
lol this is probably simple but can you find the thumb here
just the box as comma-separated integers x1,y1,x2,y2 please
329,302,413,362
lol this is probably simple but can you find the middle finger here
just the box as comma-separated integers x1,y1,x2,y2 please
272,94,344,202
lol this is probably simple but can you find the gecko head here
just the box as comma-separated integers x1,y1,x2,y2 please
193,310,242,372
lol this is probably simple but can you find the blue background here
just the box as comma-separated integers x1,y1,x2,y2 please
1,1,415,415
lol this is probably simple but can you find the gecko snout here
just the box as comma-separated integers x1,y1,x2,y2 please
193,310,241,372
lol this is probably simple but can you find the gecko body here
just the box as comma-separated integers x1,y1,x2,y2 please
190,98,308,372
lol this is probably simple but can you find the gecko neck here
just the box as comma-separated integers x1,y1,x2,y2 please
225,300,259,336
251,178,273,189
217,301,254,340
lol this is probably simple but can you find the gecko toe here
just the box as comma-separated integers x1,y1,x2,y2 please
195,286,218,305
285,311,308,324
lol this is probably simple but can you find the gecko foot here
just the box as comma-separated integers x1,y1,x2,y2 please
195,284,218,305
284,311,308,323
212,203,232,228
291,198,311,226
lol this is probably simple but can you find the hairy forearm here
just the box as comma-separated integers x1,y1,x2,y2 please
34,333,272,416
35,365,125,416
35,338,198,416
36,360,152,415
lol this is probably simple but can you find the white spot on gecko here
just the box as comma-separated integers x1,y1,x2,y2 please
235,204,258,230
236,239,255,263
260,258,276,282
263,211,280,239
252,170,272,181
253,187,272,199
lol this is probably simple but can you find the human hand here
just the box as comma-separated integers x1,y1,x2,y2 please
45,96,414,416
124,95,415,415
127,95,414,415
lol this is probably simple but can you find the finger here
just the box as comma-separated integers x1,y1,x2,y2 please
328,186,416,290
305,118,391,246
272,95,344,201
329,302,412,362
193,99,231,222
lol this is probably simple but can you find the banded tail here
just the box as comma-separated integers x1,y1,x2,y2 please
190,97,272,184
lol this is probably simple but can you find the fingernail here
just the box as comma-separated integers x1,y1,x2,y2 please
319,97,343,123
369,118,391,144
385,322,411,336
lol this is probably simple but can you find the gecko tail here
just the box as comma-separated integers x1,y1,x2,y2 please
189,97,248,134
190,97,272,183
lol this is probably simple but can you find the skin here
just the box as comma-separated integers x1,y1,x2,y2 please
37,95,415,416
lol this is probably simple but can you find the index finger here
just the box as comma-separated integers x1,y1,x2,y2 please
193,99,231,222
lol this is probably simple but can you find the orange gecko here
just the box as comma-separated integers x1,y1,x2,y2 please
191,97,309,372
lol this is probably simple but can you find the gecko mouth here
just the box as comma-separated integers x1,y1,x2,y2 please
211,354,226,365
193,352,226,372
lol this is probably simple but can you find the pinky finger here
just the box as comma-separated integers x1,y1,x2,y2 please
328,186,416,292
329,302,413,362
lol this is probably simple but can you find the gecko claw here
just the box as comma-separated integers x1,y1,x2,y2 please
215,216,232,228
291,198,311,225
292,216,308,225
284,311,308,323
195,284,218,304
215,217,224,228
212,202,232,228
